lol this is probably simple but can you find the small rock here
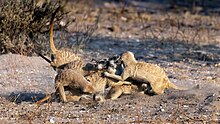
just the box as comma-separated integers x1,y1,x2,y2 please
49,116,55,123
215,63,220,67
206,76,213,80
121,16,127,21
183,105,189,108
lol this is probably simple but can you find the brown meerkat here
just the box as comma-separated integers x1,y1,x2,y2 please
104,51,189,95
36,56,131,104
105,83,139,100
54,68,96,102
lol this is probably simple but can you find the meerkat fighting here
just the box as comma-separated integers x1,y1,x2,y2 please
55,68,96,102
104,51,188,95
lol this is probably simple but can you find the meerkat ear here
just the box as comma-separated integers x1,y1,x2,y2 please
91,59,98,63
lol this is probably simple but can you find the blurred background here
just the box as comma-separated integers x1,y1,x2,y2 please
0,0,220,56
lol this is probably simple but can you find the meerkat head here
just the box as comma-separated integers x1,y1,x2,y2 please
92,58,108,70
93,93,105,102
121,51,137,65
107,55,121,74
82,84,95,94
95,55,121,72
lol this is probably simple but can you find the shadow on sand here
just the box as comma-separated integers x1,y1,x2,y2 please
6,92,46,104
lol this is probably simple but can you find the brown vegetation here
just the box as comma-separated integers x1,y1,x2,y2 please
0,0,67,55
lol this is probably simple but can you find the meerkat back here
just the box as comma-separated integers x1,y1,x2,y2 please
49,6,81,68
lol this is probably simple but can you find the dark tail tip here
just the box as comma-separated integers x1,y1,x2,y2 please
50,6,62,25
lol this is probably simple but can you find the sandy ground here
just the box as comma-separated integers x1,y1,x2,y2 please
0,0,220,123
0,39,219,123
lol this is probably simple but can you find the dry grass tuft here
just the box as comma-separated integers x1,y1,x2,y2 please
0,0,68,56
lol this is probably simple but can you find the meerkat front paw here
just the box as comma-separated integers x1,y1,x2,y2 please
118,81,131,85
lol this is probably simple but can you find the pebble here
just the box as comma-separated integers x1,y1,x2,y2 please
160,106,165,112
183,105,189,108
121,16,127,21
49,116,55,123
206,76,213,80
160,108,165,112
215,63,220,67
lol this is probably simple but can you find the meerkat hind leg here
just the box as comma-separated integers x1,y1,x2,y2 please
106,86,123,100
149,79,166,94
58,84,67,102
65,95,81,102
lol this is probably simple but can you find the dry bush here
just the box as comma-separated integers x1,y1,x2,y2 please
0,0,69,56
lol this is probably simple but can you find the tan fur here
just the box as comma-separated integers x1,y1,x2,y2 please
86,71,129,91
80,70,130,102
59,61,132,102
49,6,81,68
36,60,98,104
60,60,97,76
105,83,140,100
36,87,92,104
60,59,132,102
104,51,187,95
55,67,129,103
55,69,95,102
36,56,139,104
86,68,146,101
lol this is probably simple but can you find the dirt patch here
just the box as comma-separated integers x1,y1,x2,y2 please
0,38,219,123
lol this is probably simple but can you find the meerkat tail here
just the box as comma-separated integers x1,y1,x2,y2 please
165,79,187,90
167,80,188,90
33,49,52,64
49,6,61,54
35,88,59,105
36,94,52,105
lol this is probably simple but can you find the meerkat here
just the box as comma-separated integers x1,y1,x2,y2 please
36,56,124,104
49,6,81,69
105,83,139,100
59,59,99,76
55,68,96,102
84,71,130,102
105,79,154,100
75,56,131,102
36,83,92,104
36,56,137,104
104,51,188,95
43,60,98,103
61,56,131,102
85,56,152,101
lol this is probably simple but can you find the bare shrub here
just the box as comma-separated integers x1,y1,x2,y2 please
0,0,67,55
